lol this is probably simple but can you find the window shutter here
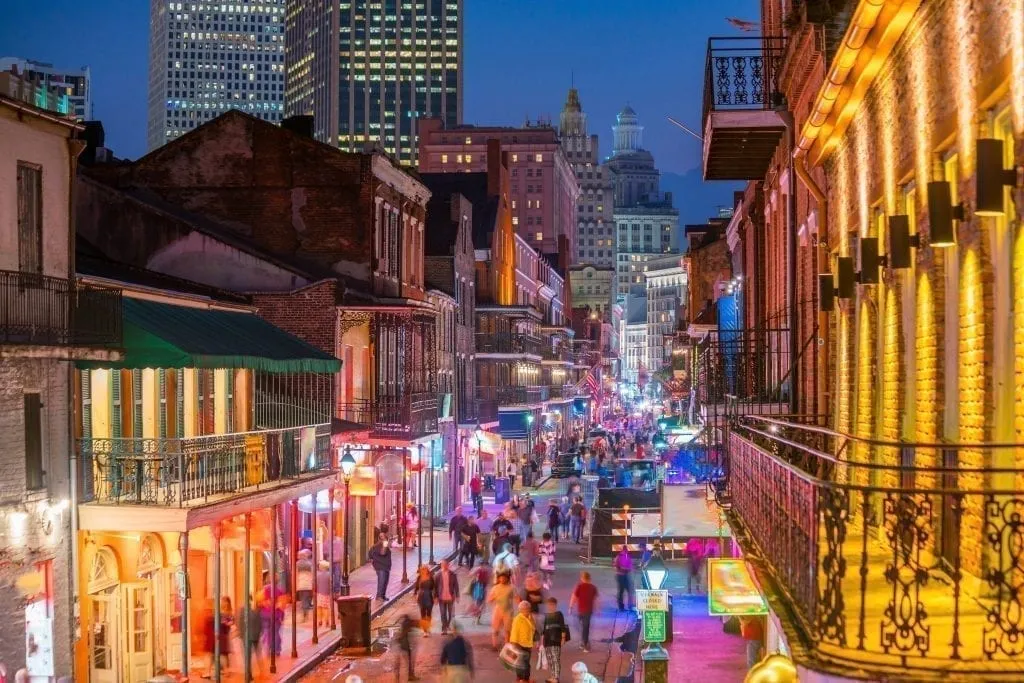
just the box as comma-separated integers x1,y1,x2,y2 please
16,163,43,274
111,371,122,439
175,369,185,437
24,393,43,490
226,371,234,433
82,372,93,440
132,370,143,440
158,370,168,438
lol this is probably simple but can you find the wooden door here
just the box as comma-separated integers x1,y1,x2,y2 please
88,592,119,683
123,583,154,682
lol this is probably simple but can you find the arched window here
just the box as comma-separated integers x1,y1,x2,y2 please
88,546,120,594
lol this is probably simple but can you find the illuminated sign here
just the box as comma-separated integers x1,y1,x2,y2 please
349,465,378,497
707,559,768,616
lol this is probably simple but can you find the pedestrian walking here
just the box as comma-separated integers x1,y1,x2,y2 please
217,596,234,674
449,506,468,564
296,549,314,623
538,532,556,589
507,463,516,490
394,613,419,682
478,509,492,564
467,563,491,624
569,571,598,652
369,533,392,601
521,571,545,628
685,537,705,594
413,565,437,636
547,499,561,540
521,530,539,572
541,597,569,683
315,560,332,627
491,511,513,555
508,601,537,682
614,545,634,611
260,593,284,661
437,559,460,634
469,474,483,516
493,541,520,586
405,504,420,548
440,621,474,683
570,497,586,543
488,572,516,648
459,515,480,569
236,596,265,677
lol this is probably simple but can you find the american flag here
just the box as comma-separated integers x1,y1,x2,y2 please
582,368,599,395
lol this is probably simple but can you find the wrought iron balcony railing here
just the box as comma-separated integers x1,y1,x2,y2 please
475,333,542,357
0,270,122,348
702,36,785,126
337,392,439,438
78,425,332,506
546,384,576,400
541,345,571,362
476,385,549,407
725,415,1024,678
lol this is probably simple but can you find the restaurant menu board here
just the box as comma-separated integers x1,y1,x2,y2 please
707,558,768,616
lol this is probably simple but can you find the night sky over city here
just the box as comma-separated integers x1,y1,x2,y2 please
1,0,757,224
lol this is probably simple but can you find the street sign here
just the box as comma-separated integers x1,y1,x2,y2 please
642,609,668,643
636,589,669,612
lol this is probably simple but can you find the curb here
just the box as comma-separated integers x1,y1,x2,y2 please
281,548,458,682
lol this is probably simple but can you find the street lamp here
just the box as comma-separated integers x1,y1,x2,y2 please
339,447,356,597
643,548,668,591
526,413,536,487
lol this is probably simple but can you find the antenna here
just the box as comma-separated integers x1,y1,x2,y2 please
667,117,703,142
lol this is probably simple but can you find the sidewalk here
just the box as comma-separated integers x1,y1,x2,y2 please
188,529,459,682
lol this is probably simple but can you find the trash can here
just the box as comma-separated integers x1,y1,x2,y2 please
494,476,511,504
335,595,372,651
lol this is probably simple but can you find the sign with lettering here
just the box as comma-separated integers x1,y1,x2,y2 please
642,609,668,643
635,589,669,612
707,559,768,616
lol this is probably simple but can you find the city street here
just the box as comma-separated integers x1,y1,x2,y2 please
302,481,748,682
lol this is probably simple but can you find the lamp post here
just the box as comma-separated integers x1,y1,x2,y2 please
428,443,436,565
526,413,535,487
339,447,356,597
401,448,410,584
417,445,424,568
640,549,670,682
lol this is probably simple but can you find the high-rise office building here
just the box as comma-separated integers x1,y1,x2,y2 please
146,0,286,151
285,0,463,164
558,87,614,267
0,57,91,120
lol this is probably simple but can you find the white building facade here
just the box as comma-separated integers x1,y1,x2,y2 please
644,256,688,374
146,0,286,150
614,198,679,299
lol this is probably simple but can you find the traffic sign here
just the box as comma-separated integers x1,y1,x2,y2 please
642,609,668,643
636,589,669,612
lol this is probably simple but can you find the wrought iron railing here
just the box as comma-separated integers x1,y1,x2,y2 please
337,392,439,437
78,424,332,506
0,271,122,347
541,345,571,362
476,385,549,407
546,384,576,400
726,416,1024,677
475,333,542,356
702,36,786,127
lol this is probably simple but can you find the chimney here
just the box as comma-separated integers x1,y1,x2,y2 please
78,121,108,166
281,115,314,139
486,138,503,197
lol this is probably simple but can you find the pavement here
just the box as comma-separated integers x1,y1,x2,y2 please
300,480,750,682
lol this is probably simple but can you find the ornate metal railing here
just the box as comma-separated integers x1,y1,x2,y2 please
702,36,786,127
475,332,542,357
541,344,571,362
476,385,549,407
727,416,1024,678
546,384,576,400
0,271,122,348
337,392,439,438
78,424,332,506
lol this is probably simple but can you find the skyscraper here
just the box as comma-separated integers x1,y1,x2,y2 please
558,87,614,267
285,0,463,164
146,0,286,151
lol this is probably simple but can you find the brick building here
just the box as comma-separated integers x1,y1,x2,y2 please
417,117,579,262
0,95,121,681
697,0,1024,679
75,110,451,616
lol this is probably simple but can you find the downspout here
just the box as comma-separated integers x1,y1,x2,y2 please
66,134,86,679
794,148,829,423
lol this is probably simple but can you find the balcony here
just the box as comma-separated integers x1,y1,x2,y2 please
725,416,1024,679
477,385,548,408
546,384,576,400
338,392,439,439
541,345,572,363
475,332,541,358
77,425,332,507
702,36,787,180
0,270,122,350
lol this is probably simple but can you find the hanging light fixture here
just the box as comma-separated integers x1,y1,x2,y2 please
926,180,964,247
975,138,1021,216
857,236,881,284
886,214,919,269
818,256,854,312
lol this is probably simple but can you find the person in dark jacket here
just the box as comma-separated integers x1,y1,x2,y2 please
448,506,468,565
368,533,392,601
459,516,480,569
541,597,569,683
436,559,460,634
394,613,418,682
440,621,474,683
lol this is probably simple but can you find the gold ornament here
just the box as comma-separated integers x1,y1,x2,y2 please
743,653,798,683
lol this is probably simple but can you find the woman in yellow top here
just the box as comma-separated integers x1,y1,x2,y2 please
509,600,536,682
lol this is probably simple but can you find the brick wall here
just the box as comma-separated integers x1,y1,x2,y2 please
251,280,340,356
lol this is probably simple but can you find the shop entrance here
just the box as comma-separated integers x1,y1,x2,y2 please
87,547,121,683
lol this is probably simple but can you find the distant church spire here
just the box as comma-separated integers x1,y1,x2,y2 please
560,85,586,137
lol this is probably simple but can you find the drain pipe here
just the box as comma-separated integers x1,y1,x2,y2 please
794,148,829,422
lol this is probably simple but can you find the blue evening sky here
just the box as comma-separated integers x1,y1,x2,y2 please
1,0,757,222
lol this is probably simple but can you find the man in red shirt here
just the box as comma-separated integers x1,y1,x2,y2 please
569,571,599,652
469,474,483,516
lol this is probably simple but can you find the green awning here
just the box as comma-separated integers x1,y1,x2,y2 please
78,297,341,373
